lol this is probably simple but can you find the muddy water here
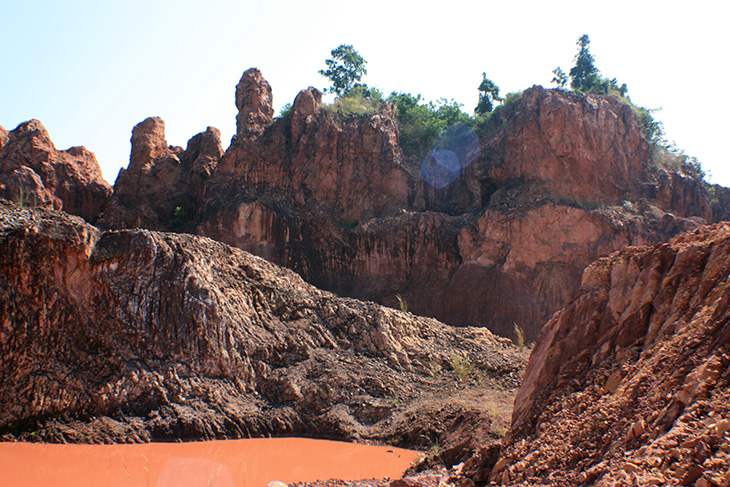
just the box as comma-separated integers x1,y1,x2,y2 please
0,438,422,487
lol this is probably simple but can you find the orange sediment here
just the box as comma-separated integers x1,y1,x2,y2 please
0,438,422,487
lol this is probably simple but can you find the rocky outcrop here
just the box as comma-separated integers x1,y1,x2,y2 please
0,200,524,448
714,185,730,223
196,76,711,341
0,120,111,222
235,67,274,138
640,163,715,221
212,86,408,223
468,223,730,485
25,69,725,343
474,86,650,207
99,118,222,231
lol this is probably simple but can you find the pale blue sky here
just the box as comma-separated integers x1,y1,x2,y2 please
2,0,728,187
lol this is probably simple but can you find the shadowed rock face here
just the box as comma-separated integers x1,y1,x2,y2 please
0,120,111,222
0,200,524,448
463,223,730,485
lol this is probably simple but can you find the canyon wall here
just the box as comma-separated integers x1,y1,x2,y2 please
4,68,725,342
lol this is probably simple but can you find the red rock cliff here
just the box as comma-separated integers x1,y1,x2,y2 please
194,72,717,341
99,70,725,342
0,120,111,222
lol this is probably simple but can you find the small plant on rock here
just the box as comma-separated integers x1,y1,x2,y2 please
450,351,472,384
513,323,525,351
395,294,408,313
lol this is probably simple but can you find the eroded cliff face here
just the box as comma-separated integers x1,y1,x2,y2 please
0,201,523,453
0,120,111,222
92,69,726,342
98,117,222,231
465,223,730,486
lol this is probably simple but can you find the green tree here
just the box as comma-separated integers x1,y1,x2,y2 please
569,34,598,91
475,73,502,114
319,44,367,96
551,67,568,88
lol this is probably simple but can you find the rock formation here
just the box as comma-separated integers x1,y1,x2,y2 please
235,67,274,138
98,118,222,231
192,74,719,341
0,120,111,222
458,223,730,486
0,200,524,452
26,68,725,343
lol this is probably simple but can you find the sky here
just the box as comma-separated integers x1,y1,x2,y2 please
2,0,728,187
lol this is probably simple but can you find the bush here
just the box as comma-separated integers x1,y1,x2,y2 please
319,86,384,121
387,92,474,160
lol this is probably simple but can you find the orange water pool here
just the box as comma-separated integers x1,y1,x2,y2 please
0,438,422,487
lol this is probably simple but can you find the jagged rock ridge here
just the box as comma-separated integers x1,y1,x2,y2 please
159,71,728,340
4,69,729,344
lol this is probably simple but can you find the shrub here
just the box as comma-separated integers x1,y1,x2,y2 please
513,323,525,351
450,351,472,384
319,88,384,121
395,294,408,313
387,92,474,161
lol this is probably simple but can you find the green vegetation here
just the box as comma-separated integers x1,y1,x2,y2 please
14,184,39,209
475,73,502,114
319,86,384,120
513,323,525,351
450,351,472,384
314,44,522,161
319,44,368,96
387,92,474,160
395,294,408,313
278,102,292,119
554,34,628,98
491,422,506,438
169,205,190,230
